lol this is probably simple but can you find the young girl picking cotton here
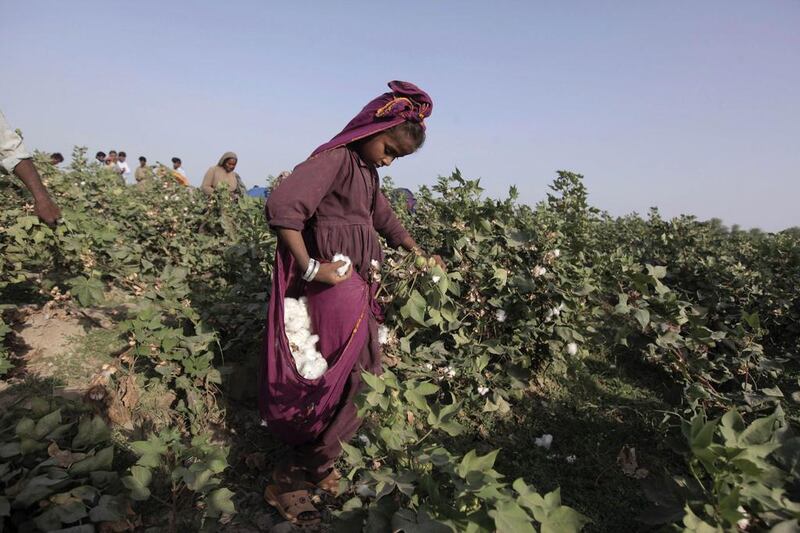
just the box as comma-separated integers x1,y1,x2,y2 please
259,81,442,525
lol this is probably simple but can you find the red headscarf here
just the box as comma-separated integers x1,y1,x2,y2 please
310,80,433,157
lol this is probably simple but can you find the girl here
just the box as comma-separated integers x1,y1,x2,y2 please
260,81,440,525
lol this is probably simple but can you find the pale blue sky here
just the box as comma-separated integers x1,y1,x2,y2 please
2,1,798,230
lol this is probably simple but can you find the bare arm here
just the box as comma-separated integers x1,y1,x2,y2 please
277,228,351,285
14,159,60,226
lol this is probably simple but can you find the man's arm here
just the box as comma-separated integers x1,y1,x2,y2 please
13,159,61,226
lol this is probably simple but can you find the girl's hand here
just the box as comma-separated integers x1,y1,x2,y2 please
429,254,446,270
415,248,446,270
314,260,352,285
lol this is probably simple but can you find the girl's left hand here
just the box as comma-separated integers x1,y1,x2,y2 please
429,254,446,270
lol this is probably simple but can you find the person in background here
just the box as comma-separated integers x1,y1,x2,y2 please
134,156,152,185
1,109,60,226
50,152,64,166
105,150,125,183
171,157,186,177
117,151,131,180
95,151,106,164
201,152,245,196
391,187,417,213
171,157,189,185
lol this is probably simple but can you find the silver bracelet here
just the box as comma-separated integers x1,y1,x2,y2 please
308,260,321,281
302,258,320,281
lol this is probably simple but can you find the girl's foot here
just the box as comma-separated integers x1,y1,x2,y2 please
264,485,320,526
310,467,343,496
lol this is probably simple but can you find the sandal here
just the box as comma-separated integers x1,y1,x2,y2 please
312,467,344,496
264,485,321,526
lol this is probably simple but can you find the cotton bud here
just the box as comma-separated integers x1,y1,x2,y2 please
566,342,578,356
415,256,427,269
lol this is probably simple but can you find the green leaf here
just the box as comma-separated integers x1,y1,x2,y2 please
361,371,386,394
88,494,126,522
34,409,62,438
122,465,152,500
69,445,114,475
72,416,111,449
489,500,536,533
633,308,650,330
541,506,591,533
692,419,718,450
739,414,777,446
456,449,499,478
67,276,105,306
207,487,236,516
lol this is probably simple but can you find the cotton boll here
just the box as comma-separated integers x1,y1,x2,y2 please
332,253,352,276
305,334,320,349
477,386,490,396
431,275,441,283
300,357,328,380
378,325,390,345
534,434,553,449
532,266,547,278
567,342,578,356
495,309,507,322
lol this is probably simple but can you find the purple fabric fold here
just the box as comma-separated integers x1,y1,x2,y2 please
258,243,371,445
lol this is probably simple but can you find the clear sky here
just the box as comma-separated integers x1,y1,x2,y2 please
3,1,798,231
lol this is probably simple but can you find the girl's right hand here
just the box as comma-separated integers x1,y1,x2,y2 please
314,260,352,285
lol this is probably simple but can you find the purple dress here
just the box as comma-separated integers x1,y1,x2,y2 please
266,146,410,275
260,146,410,476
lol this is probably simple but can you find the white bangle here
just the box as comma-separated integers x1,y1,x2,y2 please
302,258,320,282
310,260,320,281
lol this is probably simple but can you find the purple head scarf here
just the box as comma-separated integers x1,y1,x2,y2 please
310,80,433,157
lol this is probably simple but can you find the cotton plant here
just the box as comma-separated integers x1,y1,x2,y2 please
284,296,327,379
